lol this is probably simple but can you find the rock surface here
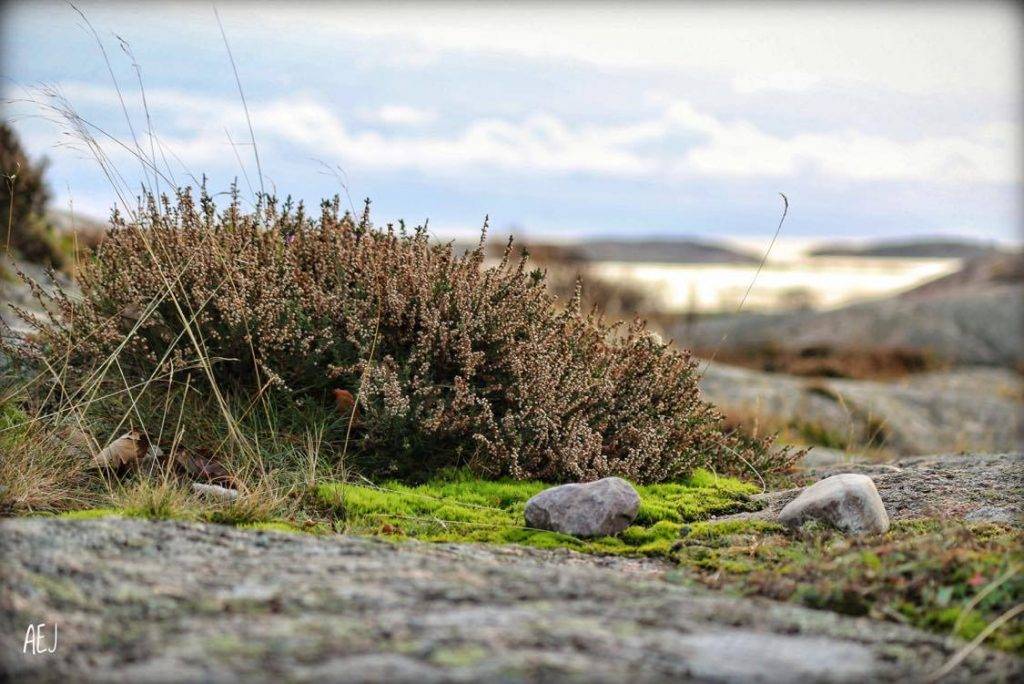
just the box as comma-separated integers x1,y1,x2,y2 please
2,517,1021,682
779,474,890,534
675,282,1024,368
524,477,640,537
1,257,76,339
698,362,1022,456
734,453,1024,525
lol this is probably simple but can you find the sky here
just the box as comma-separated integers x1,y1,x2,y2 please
1,1,1021,245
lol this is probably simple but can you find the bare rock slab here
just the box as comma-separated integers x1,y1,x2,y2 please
2,518,1020,681
525,477,640,537
779,473,890,535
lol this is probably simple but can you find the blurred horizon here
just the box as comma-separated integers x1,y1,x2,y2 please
2,1,1021,245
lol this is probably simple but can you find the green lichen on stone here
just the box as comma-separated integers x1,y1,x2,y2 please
430,645,490,668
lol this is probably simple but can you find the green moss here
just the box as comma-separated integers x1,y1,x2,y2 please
316,469,761,557
667,518,1024,654
58,506,327,538
58,508,126,520
57,505,331,538
0,398,31,451
238,521,310,535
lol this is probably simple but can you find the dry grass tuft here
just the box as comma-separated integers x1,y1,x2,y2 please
0,399,97,514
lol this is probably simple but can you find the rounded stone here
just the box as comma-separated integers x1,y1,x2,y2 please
779,473,890,535
524,477,640,538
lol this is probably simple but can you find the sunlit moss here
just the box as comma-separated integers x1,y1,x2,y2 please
58,508,125,520
315,468,762,557
238,521,306,534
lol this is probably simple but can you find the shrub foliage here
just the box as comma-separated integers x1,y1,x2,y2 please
9,188,794,483
0,123,64,267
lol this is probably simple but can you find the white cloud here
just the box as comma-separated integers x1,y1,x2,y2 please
372,105,436,126
253,96,1022,184
22,82,1022,188
244,3,1021,98
663,102,1020,184
731,72,821,95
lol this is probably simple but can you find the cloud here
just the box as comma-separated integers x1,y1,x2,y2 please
731,72,821,95
250,4,1021,98
663,102,1020,184
247,96,1024,184
371,105,436,126
20,82,1021,188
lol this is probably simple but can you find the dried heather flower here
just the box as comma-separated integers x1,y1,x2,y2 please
6,188,795,483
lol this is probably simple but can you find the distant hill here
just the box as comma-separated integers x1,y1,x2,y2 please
809,238,1005,259
465,236,759,264
569,238,758,264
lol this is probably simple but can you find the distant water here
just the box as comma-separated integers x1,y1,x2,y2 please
589,256,962,313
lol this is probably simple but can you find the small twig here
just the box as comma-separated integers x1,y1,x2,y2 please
700,193,788,375
67,2,150,193
213,4,265,205
341,309,381,461
4,164,17,256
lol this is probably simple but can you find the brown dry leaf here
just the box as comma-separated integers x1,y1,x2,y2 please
93,429,148,469
333,389,358,418
172,447,235,486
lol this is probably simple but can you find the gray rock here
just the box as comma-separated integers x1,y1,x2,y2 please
965,506,1017,524
524,477,640,537
675,282,1024,368
3,518,1020,681
192,482,240,502
801,447,864,468
779,473,890,534
697,362,1023,456
720,453,1024,525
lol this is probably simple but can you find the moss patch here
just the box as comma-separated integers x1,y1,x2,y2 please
237,521,325,535
0,398,32,452
53,471,1022,655
317,474,1022,654
668,518,1024,654
56,508,328,536
316,469,763,557
58,508,126,521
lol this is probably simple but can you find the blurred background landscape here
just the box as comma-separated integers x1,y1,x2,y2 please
3,1,1022,464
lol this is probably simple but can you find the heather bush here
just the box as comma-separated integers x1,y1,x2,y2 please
7,188,795,483
0,123,64,268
